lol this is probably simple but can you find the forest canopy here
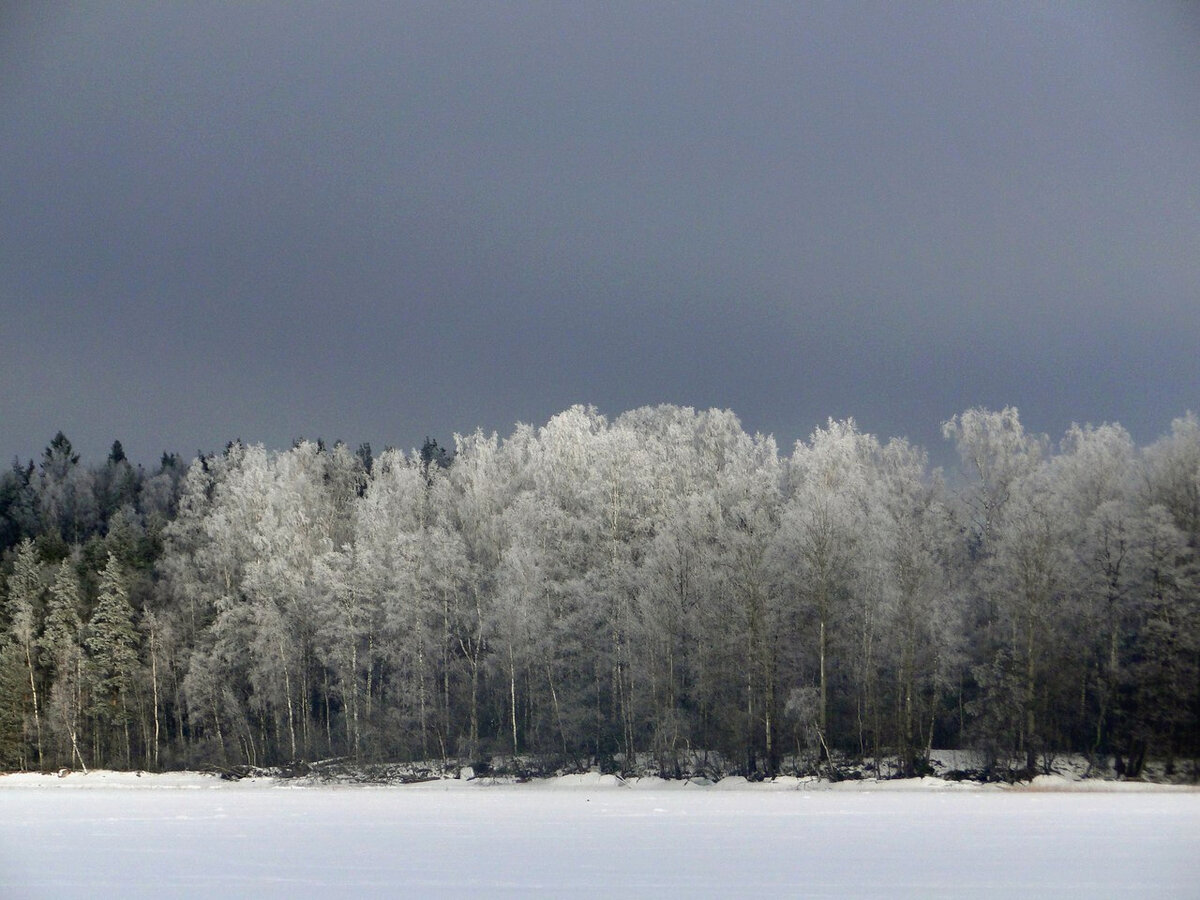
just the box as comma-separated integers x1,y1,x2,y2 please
1,406,1197,779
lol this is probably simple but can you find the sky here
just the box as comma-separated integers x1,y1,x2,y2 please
2,2,1197,468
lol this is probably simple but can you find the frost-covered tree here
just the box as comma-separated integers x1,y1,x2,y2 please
173,443,271,764
775,420,875,762
1044,424,1138,755
4,539,44,768
37,432,98,544
1118,505,1199,774
449,428,519,756
41,559,87,770
95,441,141,528
1,401,1194,777
0,637,27,768
873,438,958,771
0,459,40,552
1143,413,1200,548
709,423,781,774
982,464,1072,766
355,448,437,758
522,407,617,759
86,554,140,767
235,441,354,760
638,491,715,773
943,408,1052,766
943,407,1045,555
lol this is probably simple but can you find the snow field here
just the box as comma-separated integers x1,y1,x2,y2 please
1,774,1198,898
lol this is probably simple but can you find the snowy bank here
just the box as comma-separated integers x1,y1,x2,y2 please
2,768,1197,793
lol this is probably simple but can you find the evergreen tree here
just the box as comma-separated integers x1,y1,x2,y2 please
41,559,87,770
0,638,28,769
5,539,44,768
86,554,139,767
96,440,142,528
38,432,98,544
0,460,40,552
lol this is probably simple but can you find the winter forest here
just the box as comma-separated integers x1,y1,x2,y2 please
2,405,1198,780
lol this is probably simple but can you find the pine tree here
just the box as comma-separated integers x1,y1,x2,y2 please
41,560,88,771
85,554,139,767
0,639,28,768
42,560,83,659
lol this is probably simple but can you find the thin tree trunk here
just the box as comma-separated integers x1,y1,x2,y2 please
324,669,334,754
279,637,298,760
212,693,227,766
365,634,374,724
746,654,754,773
547,664,567,756
418,644,429,760
1025,613,1036,767
69,726,88,773
24,646,42,771
509,646,519,755
300,645,311,758
149,631,161,770
442,594,451,752
349,637,360,759
122,694,131,770
819,615,828,740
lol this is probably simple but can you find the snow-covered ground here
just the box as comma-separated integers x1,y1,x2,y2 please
1,772,1197,898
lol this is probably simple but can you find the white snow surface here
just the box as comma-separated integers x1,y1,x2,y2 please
1,771,1198,898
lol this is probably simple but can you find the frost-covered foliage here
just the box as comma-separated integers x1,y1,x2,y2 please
0,407,1197,778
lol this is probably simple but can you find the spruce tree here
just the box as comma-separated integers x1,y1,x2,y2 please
0,639,28,769
5,539,43,769
41,560,87,770
86,554,139,767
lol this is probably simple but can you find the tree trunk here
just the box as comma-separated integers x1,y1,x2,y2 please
1025,614,1036,768
509,646,519,755
349,637,360,759
149,632,161,770
819,615,828,743
547,664,567,756
279,637,297,761
23,646,42,771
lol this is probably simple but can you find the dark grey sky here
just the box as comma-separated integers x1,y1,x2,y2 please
3,2,1197,466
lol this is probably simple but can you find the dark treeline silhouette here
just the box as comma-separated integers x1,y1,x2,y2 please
1,407,1197,778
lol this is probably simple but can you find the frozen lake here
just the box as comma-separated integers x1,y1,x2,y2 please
1,774,1198,898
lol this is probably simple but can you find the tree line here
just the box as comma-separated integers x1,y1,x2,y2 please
1,406,1197,778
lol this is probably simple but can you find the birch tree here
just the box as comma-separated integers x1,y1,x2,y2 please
775,420,875,763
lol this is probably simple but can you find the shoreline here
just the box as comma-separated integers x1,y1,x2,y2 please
2,769,1196,793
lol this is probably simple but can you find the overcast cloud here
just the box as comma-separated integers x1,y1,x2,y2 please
2,2,1197,465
